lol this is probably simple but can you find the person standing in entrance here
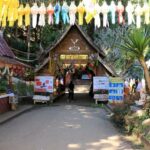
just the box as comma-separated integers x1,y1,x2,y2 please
68,80,74,101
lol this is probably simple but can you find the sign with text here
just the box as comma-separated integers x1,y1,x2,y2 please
93,76,109,92
93,76,109,101
108,77,124,102
94,94,108,100
34,76,54,93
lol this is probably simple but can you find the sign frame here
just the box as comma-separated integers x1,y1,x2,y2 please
34,76,54,93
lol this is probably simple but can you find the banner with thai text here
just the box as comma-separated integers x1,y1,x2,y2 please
34,76,54,93
108,77,124,102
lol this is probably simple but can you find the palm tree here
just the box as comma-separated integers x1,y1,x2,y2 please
120,27,150,93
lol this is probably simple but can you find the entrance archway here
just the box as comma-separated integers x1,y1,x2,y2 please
54,61,95,104
36,24,116,104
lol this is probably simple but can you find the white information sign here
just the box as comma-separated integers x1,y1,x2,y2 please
93,76,109,91
34,76,54,93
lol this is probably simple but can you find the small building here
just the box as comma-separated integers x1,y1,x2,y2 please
36,24,116,78
0,34,30,113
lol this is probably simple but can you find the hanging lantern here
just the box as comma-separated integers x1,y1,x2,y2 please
0,1,2,9
125,1,135,25
1,0,9,27
18,4,24,27
77,2,85,25
101,1,109,27
116,1,124,25
24,3,31,27
61,1,69,24
109,1,116,24
47,3,54,25
94,3,101,28
85,7,94,24
31,3,39,28
143,2,150,25
84,0,96,24
38,3,46,27
7,2,14,27
14,0,19,21
69,1,77,25
134,4,143,28
0,0,3,22
7,0,19,27
54,2,61,24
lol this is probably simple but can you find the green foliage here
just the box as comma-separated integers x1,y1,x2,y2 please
13,81,34,96
120,27,150,60
125,110,150,137
145,134,150,142
27,83,34,96
15,82,27,96
0,77,7,93
41,25,65,49
93,25,132,75
112,105,130,127
125,64,144,79
3,0,150,79
24,69,35,81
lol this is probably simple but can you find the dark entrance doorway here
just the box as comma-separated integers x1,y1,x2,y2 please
55,93,94,106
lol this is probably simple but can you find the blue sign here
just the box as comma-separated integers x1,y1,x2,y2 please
108,78,124,102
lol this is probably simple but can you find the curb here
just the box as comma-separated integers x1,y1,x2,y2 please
104,104,114,114
0,106,34,125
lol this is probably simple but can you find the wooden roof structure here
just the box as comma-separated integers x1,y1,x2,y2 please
45,23,105,58
0,35,15,58
0,35,31,67
36,24,117,76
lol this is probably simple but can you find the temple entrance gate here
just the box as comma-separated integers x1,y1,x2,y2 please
36,24,116,102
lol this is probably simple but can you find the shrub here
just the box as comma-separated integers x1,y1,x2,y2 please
0,77,7,93
112,104,130,127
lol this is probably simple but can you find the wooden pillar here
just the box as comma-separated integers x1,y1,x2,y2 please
48,57,52,74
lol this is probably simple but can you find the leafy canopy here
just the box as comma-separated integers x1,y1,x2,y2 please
120,27,150,60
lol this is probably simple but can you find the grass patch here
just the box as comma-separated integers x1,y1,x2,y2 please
91,103,104,108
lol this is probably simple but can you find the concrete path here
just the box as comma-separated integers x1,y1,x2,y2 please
0,102,133,150
0,105,33,124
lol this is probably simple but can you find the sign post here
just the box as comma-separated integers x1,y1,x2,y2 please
108,77,124,103
93,76,109,104
34,76,54,93
33,76,54,104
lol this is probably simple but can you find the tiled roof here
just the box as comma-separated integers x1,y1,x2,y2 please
0,36,15,58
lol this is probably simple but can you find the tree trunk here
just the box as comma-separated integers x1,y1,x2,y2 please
27,26,31,60
139,58,150,94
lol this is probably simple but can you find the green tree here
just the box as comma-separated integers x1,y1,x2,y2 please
120,27,150,93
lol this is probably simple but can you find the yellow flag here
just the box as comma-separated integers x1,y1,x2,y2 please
92,0,97,4
0,0,3,21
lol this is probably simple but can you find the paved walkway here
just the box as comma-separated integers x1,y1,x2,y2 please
0,94,133,150
55,93,94,106
0,105,33,124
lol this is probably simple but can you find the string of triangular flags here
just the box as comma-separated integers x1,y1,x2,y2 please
0,0,150,29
